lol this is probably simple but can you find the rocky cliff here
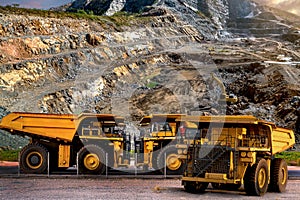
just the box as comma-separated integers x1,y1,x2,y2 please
66,0,244,38
0,0,300,149
65,0,292,37
0,6,209,116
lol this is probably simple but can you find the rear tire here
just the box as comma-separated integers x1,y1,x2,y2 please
78,145,106,175
268,158,288,193
20,143,48,174
183,181,208,193
244,159,269,196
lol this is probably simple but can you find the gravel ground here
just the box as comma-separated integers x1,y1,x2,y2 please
0,178,300,200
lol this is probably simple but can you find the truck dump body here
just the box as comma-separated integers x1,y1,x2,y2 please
268,126,295,155
0,112,76,142
0,112,125,142
178,115,295,154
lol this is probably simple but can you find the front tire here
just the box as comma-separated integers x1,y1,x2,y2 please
183,181,208,193
269,158,288,193
78,145,106,175
244,159,269,196
20,143,48,174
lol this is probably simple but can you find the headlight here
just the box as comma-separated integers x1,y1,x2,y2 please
178,149,183,155
241,152,247,157
183,149,188,155
247,152,253,158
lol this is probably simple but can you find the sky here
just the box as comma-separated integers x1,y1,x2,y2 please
0,0,71,9
0,0,298,16
256,0,300,15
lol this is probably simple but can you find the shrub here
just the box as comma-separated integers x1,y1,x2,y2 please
275,151,300,165
0,150,19,161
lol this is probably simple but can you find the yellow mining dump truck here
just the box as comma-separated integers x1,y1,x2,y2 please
178,115,295,196
136,114,187,174
0,112,130,174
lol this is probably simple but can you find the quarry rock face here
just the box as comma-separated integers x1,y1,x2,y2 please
227,0,258,19
0,7,208,116
0,0,299,149
68,0,156,15
68,0,233,38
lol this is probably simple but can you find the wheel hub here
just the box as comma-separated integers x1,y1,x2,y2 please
26,152,43,169
166,153,181,171
84,153,100,170
280,166,287,185
258,168,266,188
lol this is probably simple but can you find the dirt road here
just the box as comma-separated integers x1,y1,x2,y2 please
0,178,299,199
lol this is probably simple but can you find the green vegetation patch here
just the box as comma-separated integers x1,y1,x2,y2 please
0,5,102,20
146,81,158,89
275,151,300,165
0,150,19,161
0,6,151,28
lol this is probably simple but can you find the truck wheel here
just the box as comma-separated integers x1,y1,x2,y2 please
20,143,48,174
244,158,269,196
156,145,185,175
78,145,106,175
183,181,208,193
268,158,288,193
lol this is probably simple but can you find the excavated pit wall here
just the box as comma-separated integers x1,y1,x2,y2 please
0,9,217,118
0,2,299,147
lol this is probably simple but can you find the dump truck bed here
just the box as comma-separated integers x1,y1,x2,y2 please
0,112,125,143
257,120,295,154
269,126,295,154
177,115,295,155
0,112,76,142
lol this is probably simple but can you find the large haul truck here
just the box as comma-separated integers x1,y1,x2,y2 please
178,115,295,196
0,112,130,174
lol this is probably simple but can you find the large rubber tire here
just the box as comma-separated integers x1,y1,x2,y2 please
78,145,106,175
20,143,48,174
156,145,186,175
268,158,288,193
244,159,269,196
183,181,208,193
